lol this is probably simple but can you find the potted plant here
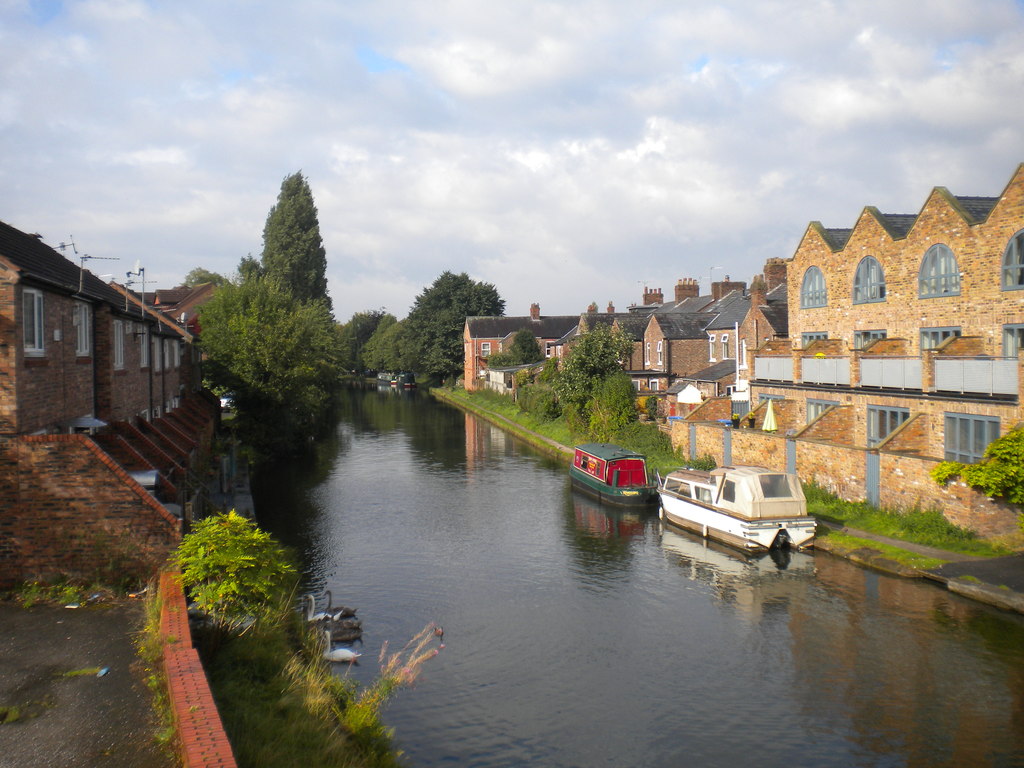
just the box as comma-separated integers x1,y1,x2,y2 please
746,413,756,428
731,413,741,428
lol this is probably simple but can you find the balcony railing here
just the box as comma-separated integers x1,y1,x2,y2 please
754,356,793,382
934,357,1018,396
860,357,922,390
801,357,851,386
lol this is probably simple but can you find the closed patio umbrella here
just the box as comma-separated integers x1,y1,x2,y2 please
762,399,778,433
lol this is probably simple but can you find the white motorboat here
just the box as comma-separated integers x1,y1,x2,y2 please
658,465,816,552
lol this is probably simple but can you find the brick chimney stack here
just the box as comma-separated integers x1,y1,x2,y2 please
607,301,615,314
530,303,540,320
587,302,598,313
711,276,747,301
642,286,664,305
674,278,699,302
763,258,788,292
749,275,766,308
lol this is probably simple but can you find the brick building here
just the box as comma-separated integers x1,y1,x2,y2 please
0,219,216,585
672,164,1024,536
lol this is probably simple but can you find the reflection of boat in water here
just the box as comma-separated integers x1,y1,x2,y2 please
658,465,816,552
659,523,814,575
571,490,649,539
570,444,659,506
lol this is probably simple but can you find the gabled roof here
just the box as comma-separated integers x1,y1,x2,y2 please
650,313,711,339
679,359,737,383
821,228,853,250
871,210,917,239
466,315,579,340
583,312,647,340
107,282,193,341
759,285,789,336
654,294,715,314
703,291,749,331
953,195,998,224
0,219,125,308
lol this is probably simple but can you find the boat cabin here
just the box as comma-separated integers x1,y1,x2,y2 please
662,466,806,520
572,444,650,489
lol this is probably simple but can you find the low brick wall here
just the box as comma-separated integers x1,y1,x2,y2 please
158,570,237,768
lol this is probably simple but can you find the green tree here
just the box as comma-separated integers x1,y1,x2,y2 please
554,323,632,417
588,371,637,441
183,267,227,287
261,171,331,309
199,276,341,457
362,314,413,372
338,309,389,372
485,328,543,368
932,426,1024,506
405,271,504,381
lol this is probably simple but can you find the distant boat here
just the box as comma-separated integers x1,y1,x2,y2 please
569,443,659,507
658,465,816,552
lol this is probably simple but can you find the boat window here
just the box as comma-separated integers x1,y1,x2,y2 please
696,486,712,504
759,474,792,498
677,483,692,499
721,480,736,503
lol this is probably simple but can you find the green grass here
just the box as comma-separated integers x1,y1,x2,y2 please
815,527,947,570
804,482,1010,557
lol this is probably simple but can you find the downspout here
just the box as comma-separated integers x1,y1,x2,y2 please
147,323,154,419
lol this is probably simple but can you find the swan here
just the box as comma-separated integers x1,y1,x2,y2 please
322,629,361,663
325,590,357,619
303,594,331,623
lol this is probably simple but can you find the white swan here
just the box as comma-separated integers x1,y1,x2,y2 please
322,629,361,663
304,594,331,623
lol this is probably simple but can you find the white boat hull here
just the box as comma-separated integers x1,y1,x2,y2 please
659,492,816,551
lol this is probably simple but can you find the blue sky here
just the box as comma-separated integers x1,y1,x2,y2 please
2,0,1023,320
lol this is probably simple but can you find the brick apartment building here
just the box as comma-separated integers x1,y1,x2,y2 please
672,164,1024,536
0,219,217,585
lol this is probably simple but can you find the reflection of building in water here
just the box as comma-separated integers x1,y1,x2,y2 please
572,492,645,540
463,412,510,477
788,554,1024,765
658,525,815,621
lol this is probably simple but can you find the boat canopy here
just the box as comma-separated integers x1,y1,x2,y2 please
708,466,807,520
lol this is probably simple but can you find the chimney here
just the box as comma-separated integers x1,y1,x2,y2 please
749,275,766,308
606,301,615,314
711,276,746,301
587,302,598,313
674,278,699,302
763,258,788,292
642,286,664,305
530,303,540,320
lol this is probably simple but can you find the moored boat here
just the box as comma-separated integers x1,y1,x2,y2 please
569,443,659,507
657,465,815,551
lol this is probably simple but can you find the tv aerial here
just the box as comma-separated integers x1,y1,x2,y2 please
58,237,119,294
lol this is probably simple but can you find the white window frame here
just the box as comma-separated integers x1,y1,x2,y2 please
173,340,181,368
708,334,716,362
739,338,748,370
140,327,150,368
113,320,125,369
153,336,162,372
656,340,663,366
23,288,45,354
644,342,651,366
720,333,729,361
481,342,491,358
73,301,91,356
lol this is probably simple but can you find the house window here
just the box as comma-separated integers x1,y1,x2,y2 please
140,327,150,367
920,327,961,350
645,342,651,366
739,339,748,370
481,342,491,357
1003,324,1024,357
801,331,827,347
720,333,729,360
807,398,839,423
854,329,887,349
918,244,960,298
113,320,125,369
708,334,716,362
758,393,784,403
153,337,162,372
656,340,663,366
800,266,827,308
944,414,999,463
649,378,659,391
23,288,45,354
1002,229,1024,290
853,256,886,303
73,301,91,356
866,405,909,447
173,341,181,368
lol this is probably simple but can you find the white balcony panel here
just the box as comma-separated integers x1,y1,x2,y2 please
801,357,851,386
754,357,793,382
860,358,922,390
934,358,1018,395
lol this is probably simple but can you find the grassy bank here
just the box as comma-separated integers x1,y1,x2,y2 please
434,386,1018,559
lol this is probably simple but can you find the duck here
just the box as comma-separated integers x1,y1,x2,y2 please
322,629,361,663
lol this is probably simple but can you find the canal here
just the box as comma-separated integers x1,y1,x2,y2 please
254,386,1024,768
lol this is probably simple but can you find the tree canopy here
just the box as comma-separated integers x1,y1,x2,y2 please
405,271,504,381
338,309,389,372
261,172,331,309
485,328,543,368
553,323,633,417
184,267,227,287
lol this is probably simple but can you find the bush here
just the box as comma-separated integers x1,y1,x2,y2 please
518,384,561,421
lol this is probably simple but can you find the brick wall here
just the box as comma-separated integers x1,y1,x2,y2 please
0,434,181,586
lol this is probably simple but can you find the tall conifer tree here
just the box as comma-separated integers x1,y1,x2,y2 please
261,171,332,311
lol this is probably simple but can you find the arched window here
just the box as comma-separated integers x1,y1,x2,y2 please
853,256,886,304
800,266,827,308
1002,230,1024,291
918,244,960,297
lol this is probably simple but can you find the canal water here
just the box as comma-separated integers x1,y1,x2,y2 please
254,386,1024,768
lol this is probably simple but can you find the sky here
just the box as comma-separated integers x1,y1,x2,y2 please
2,0,1023,321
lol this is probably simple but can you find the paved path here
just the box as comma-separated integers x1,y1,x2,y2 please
0,599,176,768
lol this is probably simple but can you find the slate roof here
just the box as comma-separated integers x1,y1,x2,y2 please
0,219,125,308
679,359,738,382
466,315,579,339
822,228,853,250
703,291,749,331
760,285,789,336
954,196,998,224
651,312,711,339
876,213,917,239
584,312,648,340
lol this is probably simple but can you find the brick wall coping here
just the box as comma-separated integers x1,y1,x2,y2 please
158,570,237,768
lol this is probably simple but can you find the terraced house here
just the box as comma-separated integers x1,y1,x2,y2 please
0,219,217,586
674,164,1024,536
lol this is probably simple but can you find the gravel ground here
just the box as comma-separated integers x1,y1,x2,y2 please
0,599,177,768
